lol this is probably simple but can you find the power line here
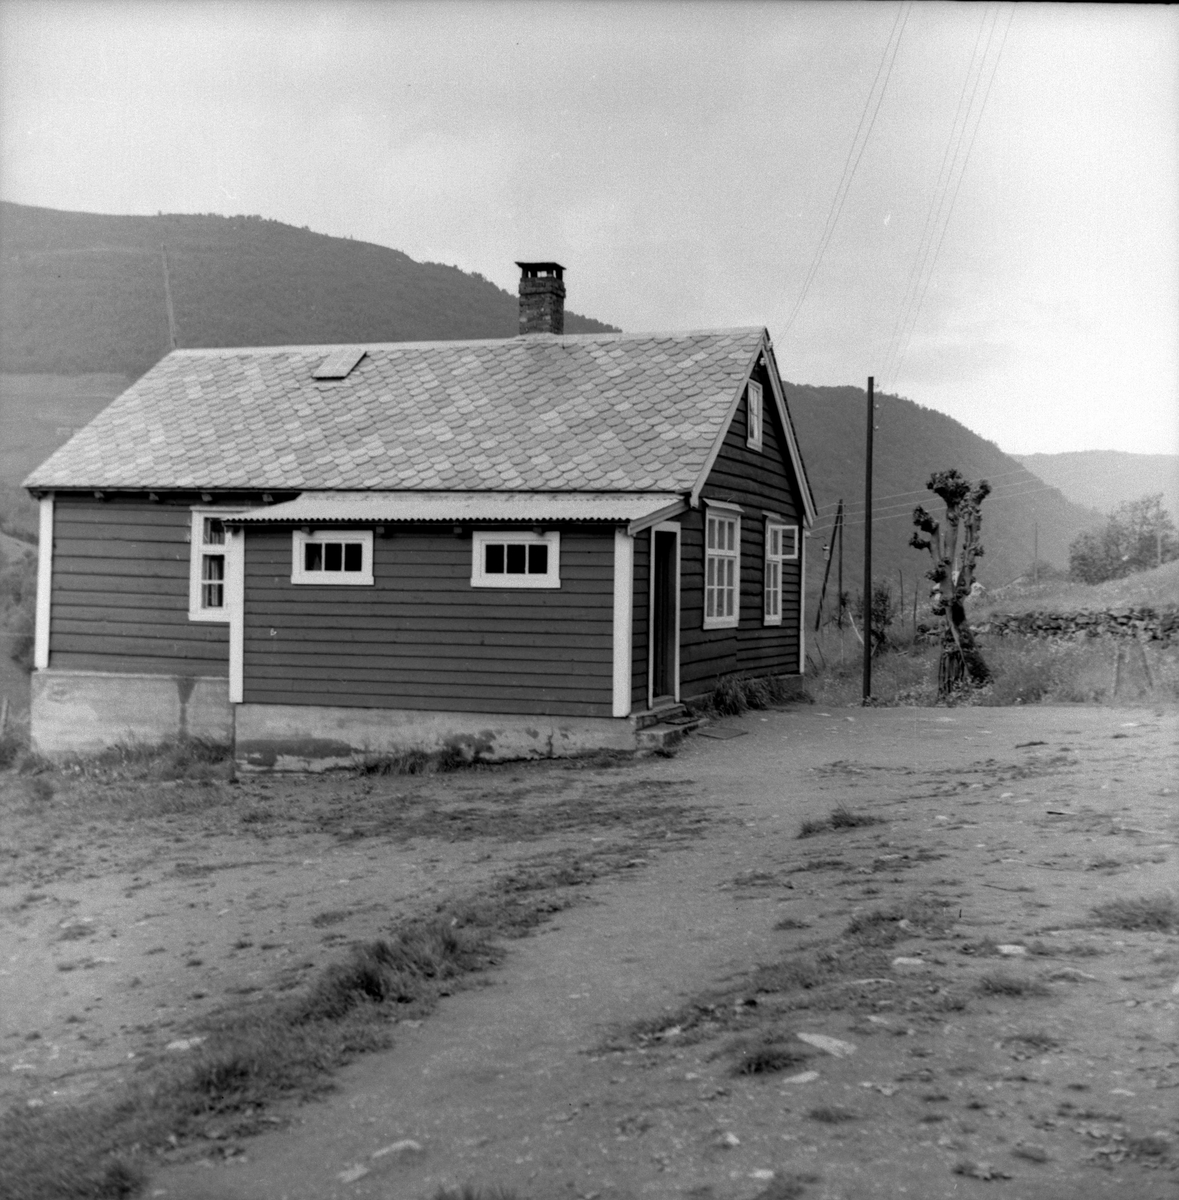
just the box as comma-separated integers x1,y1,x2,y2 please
810,480,1077,540
782,2,912,336
814,464,1043,513
879,5,993,387
886,3,1016,392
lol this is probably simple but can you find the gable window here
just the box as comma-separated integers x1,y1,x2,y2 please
291,530,374,585
746,380,763,451
189,509,242,621
471,530,561,588
704,506,741,629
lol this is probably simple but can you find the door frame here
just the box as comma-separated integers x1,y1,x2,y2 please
647,521,681,708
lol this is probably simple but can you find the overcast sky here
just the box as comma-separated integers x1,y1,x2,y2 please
2,0,1176,456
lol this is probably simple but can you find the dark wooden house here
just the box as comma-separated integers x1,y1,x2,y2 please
25,264,815,767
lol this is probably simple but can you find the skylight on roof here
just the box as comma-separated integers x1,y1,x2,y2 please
312,347,366,380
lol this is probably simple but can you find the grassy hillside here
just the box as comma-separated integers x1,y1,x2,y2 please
0,201,618,378
978,558,1179,617
1016,450,1179,521
784,383,1105,608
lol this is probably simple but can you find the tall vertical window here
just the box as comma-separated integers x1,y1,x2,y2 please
189,510,239,621
704,508,740,629
763,519,799,628
746,380,763,451
764,522,783,625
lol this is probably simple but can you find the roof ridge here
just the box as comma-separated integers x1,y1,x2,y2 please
165,327,766,358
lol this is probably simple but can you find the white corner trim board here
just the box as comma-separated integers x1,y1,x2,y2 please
612,529,634,718
34,495,53,669
227,530,246,703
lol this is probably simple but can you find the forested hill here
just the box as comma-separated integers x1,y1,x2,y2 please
784,383,1103,596
1015,451,1179,521
0,201,618,378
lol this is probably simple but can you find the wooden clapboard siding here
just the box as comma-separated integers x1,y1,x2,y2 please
242,526,615,716
631,528,650,707
50,495,229,676
679,363,806,698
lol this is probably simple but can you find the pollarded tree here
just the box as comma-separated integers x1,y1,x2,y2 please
910,470,992,697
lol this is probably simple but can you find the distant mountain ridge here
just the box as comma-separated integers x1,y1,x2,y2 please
784,383,1105,595
1015,451,1179,522
0,201,618,378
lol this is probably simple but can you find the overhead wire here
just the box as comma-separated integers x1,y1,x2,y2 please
878,4,993,388
884,3,1016,392
782,1,912,337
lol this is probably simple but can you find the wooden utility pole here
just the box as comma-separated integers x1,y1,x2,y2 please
862,376,874,703
1033,521,1039,583
837,499,845,628
161,244,178,351
814,499,844,632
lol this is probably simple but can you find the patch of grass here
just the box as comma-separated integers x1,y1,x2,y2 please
432,1188,521,1200
798,805,886,838
774,917,812,931
807,1105,859,1123
977,972,1052,997
703,671,799,716
1090,891,1178,932
54,737,234,782
353,745,469,775
844,896,955,945
728,1032,812,1076
0,726,28,769
750,1174,822,1200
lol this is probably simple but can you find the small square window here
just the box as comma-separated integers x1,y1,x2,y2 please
291,530,374,585
472,531,561,588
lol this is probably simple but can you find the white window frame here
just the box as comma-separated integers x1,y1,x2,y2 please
746,380,763,451
764,521,783,626
189,508,245,621
291,529,374,585
471,530,561,588
703,503,741,630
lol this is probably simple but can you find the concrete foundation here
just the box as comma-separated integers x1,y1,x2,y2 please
234,703,638,772
31,670,232,756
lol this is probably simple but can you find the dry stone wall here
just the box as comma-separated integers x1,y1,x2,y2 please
976,607,1178,644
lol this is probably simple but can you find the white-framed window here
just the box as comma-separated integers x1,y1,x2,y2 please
291,529,374,585
189,509,243,621
704,507,740,629
471,530,561,588
746,380,763,451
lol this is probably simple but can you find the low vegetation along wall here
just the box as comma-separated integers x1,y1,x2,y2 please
977,607,1179,644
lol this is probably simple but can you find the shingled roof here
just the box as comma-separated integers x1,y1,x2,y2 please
26,328,806,506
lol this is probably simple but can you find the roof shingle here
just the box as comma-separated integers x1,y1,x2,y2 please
25,329,766,492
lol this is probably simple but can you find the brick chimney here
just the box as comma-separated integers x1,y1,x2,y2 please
516,261,565,335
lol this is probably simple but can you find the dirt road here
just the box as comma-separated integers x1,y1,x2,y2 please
134,706,1177,1200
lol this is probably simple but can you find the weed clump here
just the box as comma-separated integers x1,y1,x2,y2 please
704,672,799,716
1090,892,1178,932
977,972,1052,997
807,1105,859,1123
433,1188,521,1200
798,804,886,838
728,1033,812,1076
750,1173,822,1200
353,745,469,775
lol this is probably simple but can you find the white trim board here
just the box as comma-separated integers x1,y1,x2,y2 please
612,530,634,718
34,495,54,670
227,530,245,704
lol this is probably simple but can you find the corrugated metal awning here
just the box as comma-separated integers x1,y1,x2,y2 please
226,491,688,534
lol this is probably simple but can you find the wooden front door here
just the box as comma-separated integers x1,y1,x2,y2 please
651,528,678,702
